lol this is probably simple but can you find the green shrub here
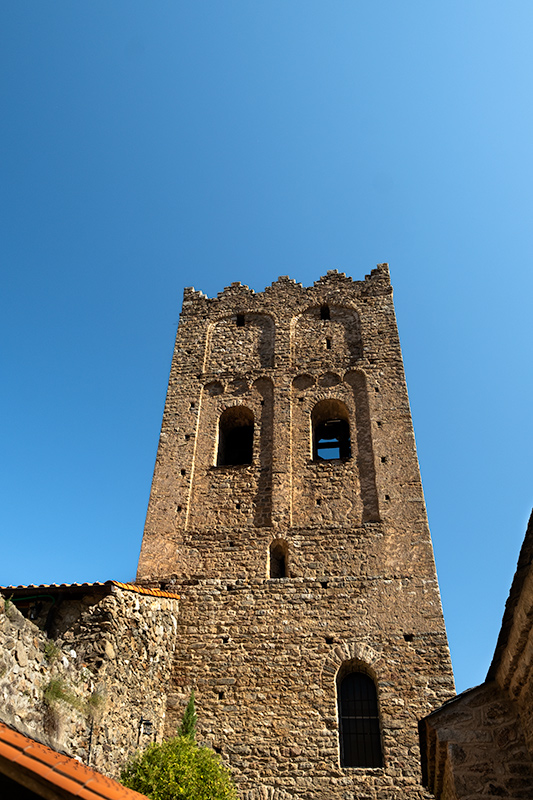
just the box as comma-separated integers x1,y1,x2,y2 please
120,735,236,800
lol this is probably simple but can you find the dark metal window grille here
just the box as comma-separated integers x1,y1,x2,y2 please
338,672,382,768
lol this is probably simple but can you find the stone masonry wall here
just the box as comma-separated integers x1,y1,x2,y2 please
137,265,455,799
422,682,533,799
168,577,453,800
0,584,179,779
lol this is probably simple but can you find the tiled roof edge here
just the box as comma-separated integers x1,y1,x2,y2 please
109,581,180,600
1,581,180,600
0,722,148,800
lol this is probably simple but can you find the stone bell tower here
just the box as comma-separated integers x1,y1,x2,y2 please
137,264,455,799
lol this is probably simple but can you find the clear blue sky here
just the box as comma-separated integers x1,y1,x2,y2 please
2,1,533,694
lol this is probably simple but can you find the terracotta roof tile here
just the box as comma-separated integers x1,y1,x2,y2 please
0,722,148,800
110,581,180,599
1,580,180,600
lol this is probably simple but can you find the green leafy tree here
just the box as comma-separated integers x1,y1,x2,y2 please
121,694,236,800
178,690,198,740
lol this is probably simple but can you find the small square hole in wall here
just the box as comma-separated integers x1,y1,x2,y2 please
374,386,380,393
316,498,321,506
377,421,382,428
185,434,190,441
229,541,235,547
404,633,414,642
218,691,225,700
222,636,229,643
321,580,328,589
380,457,387,464
326,338,332,350
214,746,222,754
190,402,195,409
298,396,304,402
236,314,245,327
177,506,182,513
181,469,186,475
236,503,241,510
385,494,390,501
260,400,265,406
325,636,334,644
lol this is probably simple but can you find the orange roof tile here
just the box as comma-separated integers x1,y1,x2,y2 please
110,581,180,600
0,722,148,800
1,580,180,600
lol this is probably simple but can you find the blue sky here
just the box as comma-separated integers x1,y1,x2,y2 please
2,1,533,694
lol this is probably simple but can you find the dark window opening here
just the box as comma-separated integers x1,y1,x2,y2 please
338,671,383,768
270,541,287,578
326,636,334,644
236,314,245,327
217,406,254,466
314,419,351,460
326,338,332,350
320,304,331,320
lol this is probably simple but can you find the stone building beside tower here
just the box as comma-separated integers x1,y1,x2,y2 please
136,263,456,799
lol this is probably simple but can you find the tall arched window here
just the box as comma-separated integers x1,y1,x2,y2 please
338,670,382,768
217,406,254,466
312,399,351,461
269,540,287,578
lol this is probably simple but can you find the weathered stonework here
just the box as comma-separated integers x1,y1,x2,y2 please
0,583,179,779
137,265,456,798
421,512,533,799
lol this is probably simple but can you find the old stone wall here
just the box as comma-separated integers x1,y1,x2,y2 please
0,584,179,779
421,514,533,799
493,517,533,761
167,577,453,800
422,682,533,799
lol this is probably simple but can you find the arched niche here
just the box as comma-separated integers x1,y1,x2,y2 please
344,370,380,522
206,313,275,372
292,305,361,369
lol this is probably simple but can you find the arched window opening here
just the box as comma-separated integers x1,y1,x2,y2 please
320,304,331,320
338,670,382,768
312,399,351,461
269,540,287,578
217,406,254,466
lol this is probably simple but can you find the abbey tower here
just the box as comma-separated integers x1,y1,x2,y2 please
136,264,455,799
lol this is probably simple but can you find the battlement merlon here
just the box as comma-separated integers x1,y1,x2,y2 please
179,263,392,317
